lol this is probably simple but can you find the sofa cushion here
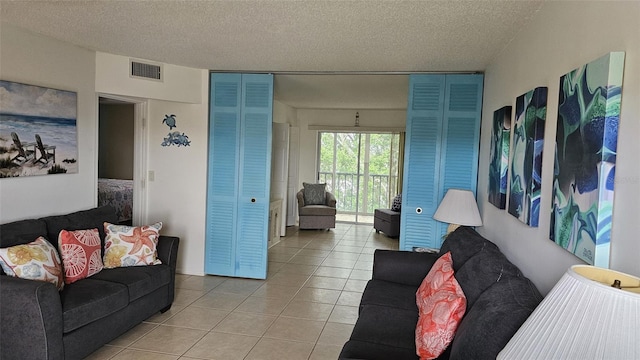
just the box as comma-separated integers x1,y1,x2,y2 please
59,229,104,284
360,280,418,312
0,237,65,291
349,304,418,352
439,227,499,271
340,339,419,360
374,208,400,221
59,278,128,333
103,222,162,268
90,264,171,302
448,276,542,360
302,182,326,205
391,193,402,211
299,205,337,216
415,252,466,360
0,218,48,248
454,247,522,309
42,206,118,253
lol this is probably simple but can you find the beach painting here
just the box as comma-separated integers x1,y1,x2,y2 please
550,52,625,267
0,80,78,177
508,87,547,227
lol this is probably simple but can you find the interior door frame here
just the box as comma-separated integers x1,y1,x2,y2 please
96,93,148,225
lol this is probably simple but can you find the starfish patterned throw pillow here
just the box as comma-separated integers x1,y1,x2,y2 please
0,236,65,291
103,222,162,268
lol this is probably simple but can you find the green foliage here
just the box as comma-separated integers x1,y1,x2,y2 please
47,164,67,174
319,132,400,213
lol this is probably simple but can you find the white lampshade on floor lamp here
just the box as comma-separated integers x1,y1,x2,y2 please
433,189,482,234
498,265,640,360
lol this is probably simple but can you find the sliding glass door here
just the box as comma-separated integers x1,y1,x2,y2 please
318,132,400,223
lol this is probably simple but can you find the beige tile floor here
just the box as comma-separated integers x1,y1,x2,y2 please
86,223,399,360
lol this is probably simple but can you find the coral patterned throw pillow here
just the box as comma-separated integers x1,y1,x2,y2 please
59,228,104,284
415,252,466,360
0,237,65,291
103,222,162,268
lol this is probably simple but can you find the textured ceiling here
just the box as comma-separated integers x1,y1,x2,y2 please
0,0,544,109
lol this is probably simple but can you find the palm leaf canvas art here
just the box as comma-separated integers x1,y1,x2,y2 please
488,106,512,209
550,52,625,267
508,87,547,226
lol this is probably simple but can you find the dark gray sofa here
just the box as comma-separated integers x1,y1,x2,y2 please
0,206,180,360
339,227,543,360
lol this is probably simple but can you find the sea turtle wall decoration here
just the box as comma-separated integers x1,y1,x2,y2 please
163,114,177,129
162,131,191,147
160,114,191,147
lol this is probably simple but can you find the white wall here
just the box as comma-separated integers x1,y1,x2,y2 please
273,100,297,125
0,23,97,222
478,2,640,295
146,80,209,275
296,109,406,185
96,52,202,104
97,53,210,275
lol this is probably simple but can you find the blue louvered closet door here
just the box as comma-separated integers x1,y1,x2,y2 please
206,73,273,279
400,74,483,250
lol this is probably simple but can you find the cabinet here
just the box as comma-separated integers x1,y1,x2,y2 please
399,74,483,251
205,73,273,279
269,199,282,246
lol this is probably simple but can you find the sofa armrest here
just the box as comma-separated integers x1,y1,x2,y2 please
371,249,440,287
297,190,305,209
0,276,64,360
326,191,337,208
157,235,180,306
157,235,179,268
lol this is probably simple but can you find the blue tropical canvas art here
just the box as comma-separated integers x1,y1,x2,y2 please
550,52,625,267
508,87,547,226
488,106,512,209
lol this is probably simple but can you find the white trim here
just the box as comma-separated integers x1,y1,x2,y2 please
308,125,404,132
97,93,148,225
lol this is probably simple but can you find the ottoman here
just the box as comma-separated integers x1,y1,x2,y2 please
374,209,400,237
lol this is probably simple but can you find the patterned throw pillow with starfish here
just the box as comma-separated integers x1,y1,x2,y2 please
103,222,163,268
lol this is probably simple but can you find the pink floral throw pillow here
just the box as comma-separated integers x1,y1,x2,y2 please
103,222,162,268
415,252,467,360
0,237,65,291
59,228,104,284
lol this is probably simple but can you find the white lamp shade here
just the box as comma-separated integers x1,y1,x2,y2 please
498,265,640,360
432,189,482,226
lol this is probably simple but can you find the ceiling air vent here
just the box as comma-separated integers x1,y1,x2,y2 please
130,59,162,82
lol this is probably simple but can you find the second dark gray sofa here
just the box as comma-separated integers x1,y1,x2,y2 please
339,227,543,359
0,206,180,360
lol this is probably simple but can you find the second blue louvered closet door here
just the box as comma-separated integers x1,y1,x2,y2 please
400,74,483,250
206,73,273,279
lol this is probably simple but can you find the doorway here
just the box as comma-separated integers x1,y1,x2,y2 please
318,131,400,224
97,95,148,225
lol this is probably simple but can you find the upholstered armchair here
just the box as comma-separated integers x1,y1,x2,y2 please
297,185,337,230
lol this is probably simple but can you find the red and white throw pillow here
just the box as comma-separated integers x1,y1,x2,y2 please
59,228,104,284
0,237,65,291
103,222,162,268
415,252,467,360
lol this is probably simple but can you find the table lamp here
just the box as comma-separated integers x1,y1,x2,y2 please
432,189,482,234
498,265,640,360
